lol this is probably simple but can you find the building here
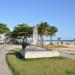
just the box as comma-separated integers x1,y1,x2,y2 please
0,33,6,44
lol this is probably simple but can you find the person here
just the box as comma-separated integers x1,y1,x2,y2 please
22,41,30,50
61,41,63,45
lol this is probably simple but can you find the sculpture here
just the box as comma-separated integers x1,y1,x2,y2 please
22,41,30,50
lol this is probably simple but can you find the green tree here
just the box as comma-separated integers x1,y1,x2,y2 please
37,22,49,46
0,23,10,39
0,23,10,33
47,26,58,44
11,23,33,42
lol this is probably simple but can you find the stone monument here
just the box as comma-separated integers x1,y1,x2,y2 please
32,26,38,45
19,26,60,59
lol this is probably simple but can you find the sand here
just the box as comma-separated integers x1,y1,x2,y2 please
54,45,75,51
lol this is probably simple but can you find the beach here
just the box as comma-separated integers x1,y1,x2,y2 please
55,45,75,51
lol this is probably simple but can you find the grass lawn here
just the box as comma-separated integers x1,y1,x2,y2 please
6,49,75,75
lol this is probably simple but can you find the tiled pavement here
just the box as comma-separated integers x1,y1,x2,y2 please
0,44,21,75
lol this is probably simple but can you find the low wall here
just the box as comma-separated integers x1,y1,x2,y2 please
19,50,60,59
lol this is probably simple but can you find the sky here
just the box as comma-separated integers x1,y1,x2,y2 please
0,0,75,40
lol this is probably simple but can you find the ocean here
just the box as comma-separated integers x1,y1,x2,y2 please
28,39,75,45
43,40,75,45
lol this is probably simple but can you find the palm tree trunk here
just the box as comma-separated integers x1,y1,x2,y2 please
23,36,26,42
26,36,27,42
39,35,41,45
41,35,43,47
50,36,53,45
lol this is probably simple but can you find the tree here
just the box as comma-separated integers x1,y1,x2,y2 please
6,31,12,38
47,26,58,44
11,23,33,42
0,23,10,33
0,23,10,39
37,22,49,46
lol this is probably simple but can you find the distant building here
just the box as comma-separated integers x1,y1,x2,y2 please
0,33,6,40
0,33,6,44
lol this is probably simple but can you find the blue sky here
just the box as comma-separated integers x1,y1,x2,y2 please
0,0,75,40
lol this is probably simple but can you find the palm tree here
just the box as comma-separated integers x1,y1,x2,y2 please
47,26,58,44
57,37,61,45
37,22,49,46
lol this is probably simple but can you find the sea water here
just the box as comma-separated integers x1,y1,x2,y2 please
27,39,75,45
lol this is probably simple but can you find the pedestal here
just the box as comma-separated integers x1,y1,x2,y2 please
19,50,60,59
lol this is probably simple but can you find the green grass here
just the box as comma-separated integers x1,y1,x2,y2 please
6,49,75,75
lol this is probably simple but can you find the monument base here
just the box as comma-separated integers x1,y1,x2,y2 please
19,50,60,59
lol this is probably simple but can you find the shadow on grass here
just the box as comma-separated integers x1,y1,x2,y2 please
7,50,25,60
65,70,75,74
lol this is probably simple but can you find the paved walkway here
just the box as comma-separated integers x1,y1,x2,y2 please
60,50,75,59
0,44,21,75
